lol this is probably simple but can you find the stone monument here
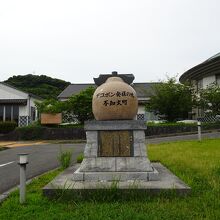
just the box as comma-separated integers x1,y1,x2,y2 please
43,71,191,197
72,71,158,181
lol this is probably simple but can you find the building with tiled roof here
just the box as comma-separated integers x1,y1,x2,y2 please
0,82,42,126
58,82,159,121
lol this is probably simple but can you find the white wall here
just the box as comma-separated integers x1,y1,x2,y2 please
202,75,216,88
136,104,158,121
59,98,68,101
17,98,38,118
137,105,145,114
30,97,38,107
30,97,40,120
19,105,27,116
191,74,217,119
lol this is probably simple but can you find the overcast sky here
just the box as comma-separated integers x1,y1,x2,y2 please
0,0,220,83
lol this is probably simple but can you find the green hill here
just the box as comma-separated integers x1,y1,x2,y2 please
4,74,71,99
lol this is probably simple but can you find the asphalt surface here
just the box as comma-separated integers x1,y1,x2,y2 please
0,143,84,194
0,131,220,195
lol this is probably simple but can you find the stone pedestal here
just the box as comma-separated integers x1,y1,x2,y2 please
72,120,159,181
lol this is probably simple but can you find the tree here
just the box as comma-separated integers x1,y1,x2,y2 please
146,77,194,122
35,99,67,114
67,87,95,124
35,87,95,124
197,83,220,116
5,74,70,99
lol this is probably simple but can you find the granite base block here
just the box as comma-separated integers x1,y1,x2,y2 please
78,157,154,172
72,167,159,181
43,163,191,198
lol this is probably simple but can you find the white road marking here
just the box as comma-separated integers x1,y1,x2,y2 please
0,161,15,168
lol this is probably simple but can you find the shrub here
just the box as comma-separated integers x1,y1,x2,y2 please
58,123,83,128
197,83,220,116
145,77,195,122
76,153,84,163
0,121,17,134
202,122,220,130
145,121,220,136
58,148,72,169
67,87,95,124
147,122,197,127
26,120,41,127
35,99,66,114
16,126,45,140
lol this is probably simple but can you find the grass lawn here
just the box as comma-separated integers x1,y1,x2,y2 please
0,139,220,220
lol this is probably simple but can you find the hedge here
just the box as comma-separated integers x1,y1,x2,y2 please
0,122,219,141
146,122,220,136
14,126,85,140
0,121,17,134
16,127,46,140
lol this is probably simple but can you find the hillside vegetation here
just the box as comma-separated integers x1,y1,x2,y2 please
4,74,70,99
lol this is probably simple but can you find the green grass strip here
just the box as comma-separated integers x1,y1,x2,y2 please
0,139,220,220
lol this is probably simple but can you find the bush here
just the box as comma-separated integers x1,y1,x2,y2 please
145,77,194,122
145,121,220,136
35,99,66,114
58,123,83,128
58,148,72,169
11,126,85,140
67,87,95,124
76,153,84,163
0,121,17,134
16,126,45,140
202,122,220,130
26,120,41,127
147,122,197,127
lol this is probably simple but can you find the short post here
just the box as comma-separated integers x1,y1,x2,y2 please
18,153,28,204
197,121,201,141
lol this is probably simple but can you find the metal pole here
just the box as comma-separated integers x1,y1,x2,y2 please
198,121,201,141
20,164,26,204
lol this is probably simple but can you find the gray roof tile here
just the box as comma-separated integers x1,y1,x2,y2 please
58,83,158,99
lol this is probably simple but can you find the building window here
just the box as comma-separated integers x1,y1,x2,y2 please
197,79,203,91
5,105,12,121
0,106,3,121
0,105,19,124
216,75,220,86
13,105,19,124
31,107,36,121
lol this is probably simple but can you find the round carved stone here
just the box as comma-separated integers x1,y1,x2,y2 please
92,77,138,120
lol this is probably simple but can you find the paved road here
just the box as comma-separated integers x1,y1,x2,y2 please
0,143,84,194
0,131,219,194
